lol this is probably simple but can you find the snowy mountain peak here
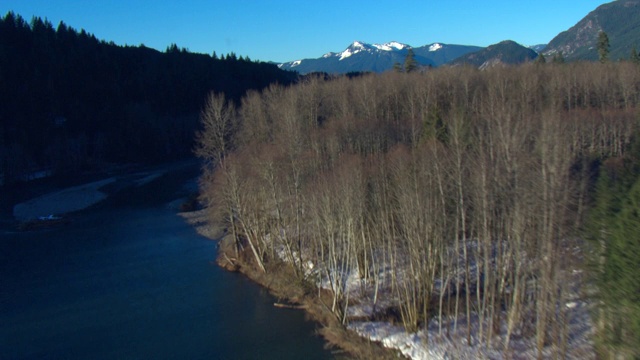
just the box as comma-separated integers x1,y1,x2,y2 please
373,41,410,51
429,43,443,51
277,40,483,74
351,41,367,49
337,41,411,61
339,41,371,60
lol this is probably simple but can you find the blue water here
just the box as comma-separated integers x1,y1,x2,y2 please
0,170,333,359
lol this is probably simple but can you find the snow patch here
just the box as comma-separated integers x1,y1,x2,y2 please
373,41,409,51
291,60,302,67
338,50,353,60
13,178,115,221
339,48,359,60
429,43,443,51
349,322,438,359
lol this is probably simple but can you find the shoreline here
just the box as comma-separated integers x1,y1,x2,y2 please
4,162,398,358
5,160,198,225
179,209,403,360
180,206,596,360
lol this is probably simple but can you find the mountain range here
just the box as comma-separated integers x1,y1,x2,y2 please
278,41,481,74
279,0,640,74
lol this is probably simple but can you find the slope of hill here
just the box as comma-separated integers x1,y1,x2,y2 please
448,40,538,68
543,0,640,61
278,41,482,74
0,12,297,185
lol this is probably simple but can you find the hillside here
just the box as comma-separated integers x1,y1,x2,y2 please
543,0,640,61
0,12,296,185
448,40,539,68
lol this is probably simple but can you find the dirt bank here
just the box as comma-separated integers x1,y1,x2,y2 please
179,209,403,360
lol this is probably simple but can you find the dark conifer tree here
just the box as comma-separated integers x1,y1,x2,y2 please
631,46,640,65
598,31,610,63
403,48,418,73
0,12,296,184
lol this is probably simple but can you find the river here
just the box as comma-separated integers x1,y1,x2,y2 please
0,165,333,359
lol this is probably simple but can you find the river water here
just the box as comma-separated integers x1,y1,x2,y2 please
0,167,333,359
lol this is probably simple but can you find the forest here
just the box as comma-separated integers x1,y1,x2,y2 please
0,12,296,185
197,62,640,358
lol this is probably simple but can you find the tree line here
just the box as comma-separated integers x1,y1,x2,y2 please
0,12,296,185
198,61,640,358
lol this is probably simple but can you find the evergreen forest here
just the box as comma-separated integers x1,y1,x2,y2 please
0,12,296,185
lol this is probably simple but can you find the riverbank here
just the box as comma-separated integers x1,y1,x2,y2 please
180,209,403,360
181,204,596,360
3,160,198,228
3,162,335,359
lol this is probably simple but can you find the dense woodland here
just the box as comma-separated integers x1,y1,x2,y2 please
0,12,296,185
198,62,640,358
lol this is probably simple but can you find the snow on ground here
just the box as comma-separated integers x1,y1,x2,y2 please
349,299,594,360
13,178,115,221
12,166,173,221
133,171,165,187
267,235,595,359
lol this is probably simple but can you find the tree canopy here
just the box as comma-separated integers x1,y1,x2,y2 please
0,12,296,184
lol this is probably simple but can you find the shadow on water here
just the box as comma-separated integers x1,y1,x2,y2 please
0,162,333,360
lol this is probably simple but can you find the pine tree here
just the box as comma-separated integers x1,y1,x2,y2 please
598,31,610,63
393,61,403,73
631,46,640,65
166,43,179,53
603,177,640,357
404,48,418,73
587,149,640,357
535,52,546,65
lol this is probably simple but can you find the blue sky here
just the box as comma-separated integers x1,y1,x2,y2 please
2,0,610,63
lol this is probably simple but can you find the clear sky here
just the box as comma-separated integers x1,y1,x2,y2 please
1,0,611,63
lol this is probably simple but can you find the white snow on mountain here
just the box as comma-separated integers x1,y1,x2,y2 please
373,41,409,51
338,47,359,60
337,41,410,61
429,43,443,51
278,40,453,68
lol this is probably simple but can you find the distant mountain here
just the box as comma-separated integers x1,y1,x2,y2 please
278,41,482,74
529,44,547,52
543,0,640,61
449,40,538,69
